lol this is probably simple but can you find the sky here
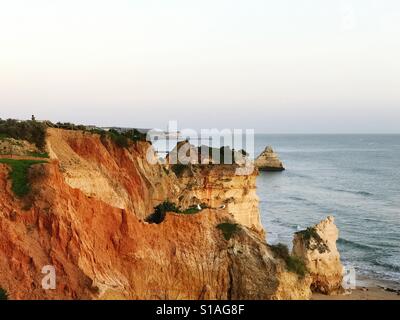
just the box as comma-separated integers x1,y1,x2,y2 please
0,0,399,133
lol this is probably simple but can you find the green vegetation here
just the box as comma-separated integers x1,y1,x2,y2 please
181,205,205,214
145,201,181,224
0,118,47,149
145,201,204,223
0,288,8,300
270,243,290,258
286,255,308,277
217,222,239,240
26,151,50,158
171,142,247,167
171,163,188,176
270,243,308,277
296,227,329,253
0,158,47,197
107,129,129,148
53,122,87,131
50,122,148,148
100,129,148,149
0,133,9,140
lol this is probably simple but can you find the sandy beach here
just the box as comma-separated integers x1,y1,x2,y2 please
313,277,400,300
313,287,400,300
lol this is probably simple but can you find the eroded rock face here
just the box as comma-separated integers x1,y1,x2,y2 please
292,216,344,295
46,128,180,219
0,162,310,300
0,129,313,300
172,164,264,236
166,141,262,235
254,146,285,171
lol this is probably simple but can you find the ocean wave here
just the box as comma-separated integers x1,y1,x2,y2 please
337,238,376,251
288,196,307,202
269,218,300,231
372,259,400,273
328,187,373,197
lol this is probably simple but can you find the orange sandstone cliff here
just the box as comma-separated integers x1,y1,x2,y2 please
0,128,340,300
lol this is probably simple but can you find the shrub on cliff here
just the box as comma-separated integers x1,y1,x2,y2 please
286,256,307,277
0,288,8,300
108,129,129,148
0,118,47,150
0,159,47,197
124,129,147,142
171,163,188,176
145,201,204,223
146,201,181,224
270,243,308,277
295,227,329,254
102,129,148,149
217,222,239,240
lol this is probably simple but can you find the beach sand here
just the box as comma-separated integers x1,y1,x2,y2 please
313,277,400,300
313,287,400,300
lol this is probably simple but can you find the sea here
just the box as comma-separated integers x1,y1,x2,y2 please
255,134,400,288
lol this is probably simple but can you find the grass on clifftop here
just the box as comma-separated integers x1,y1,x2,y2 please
217,222,240,240
270,243,308,277
0,133,9,140
0,158,47,197
0,288,8,300
26,151,49,158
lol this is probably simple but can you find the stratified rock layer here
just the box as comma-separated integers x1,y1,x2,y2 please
173,164,263,236
0,129,313,300
292,216,344,295
254,146,285,171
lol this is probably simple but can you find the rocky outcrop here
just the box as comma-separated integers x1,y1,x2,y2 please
292,216,344,295
167,141,247,166
0,128,314,300
171,164,263,236
254,146,285,171
166,141,262,234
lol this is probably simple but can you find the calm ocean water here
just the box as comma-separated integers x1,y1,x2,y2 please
255,134,400,286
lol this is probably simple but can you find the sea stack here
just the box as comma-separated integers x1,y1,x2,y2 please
292,216,344,295
254,146,285,171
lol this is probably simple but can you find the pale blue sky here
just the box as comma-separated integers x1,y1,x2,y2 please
0,0,399,132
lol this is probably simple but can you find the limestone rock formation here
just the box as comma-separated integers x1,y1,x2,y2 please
254,146,285,171
172,164,264,236
0,128,314,300
166,140,262,234
292,216,344,295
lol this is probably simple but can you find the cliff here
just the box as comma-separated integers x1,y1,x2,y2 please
254,146,285,171
46,128,179,219
0,128,339,300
